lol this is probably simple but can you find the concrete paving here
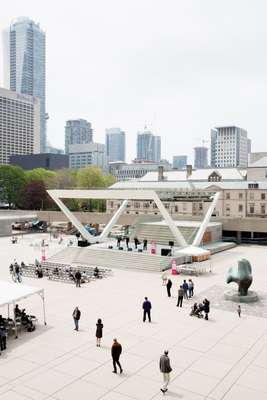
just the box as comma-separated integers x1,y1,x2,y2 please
0,233,267,399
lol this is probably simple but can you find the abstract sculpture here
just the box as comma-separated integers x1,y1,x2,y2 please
226,259,252,296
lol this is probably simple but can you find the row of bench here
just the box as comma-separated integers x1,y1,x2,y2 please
21,262,112,284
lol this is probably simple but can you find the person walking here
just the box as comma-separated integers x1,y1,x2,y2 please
182,280,189,299
177,286,184,307
72,307,81,331
96,318,103,347
75,270,82,287
166,279,172,297
143,297,152,322
159,350,172,394
237,304,241,318
188,279,194,298
203,298,210,320
111,338,123,374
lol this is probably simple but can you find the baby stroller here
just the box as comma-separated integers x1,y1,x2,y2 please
190,303,204,318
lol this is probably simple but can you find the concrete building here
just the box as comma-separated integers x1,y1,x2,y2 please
211,126,249,168
68,143,105,169
249,152,267,165
107,167,267,242
3,18,46,153
136,130,161,162
65,119,93,154
0,87,40,164
173,155,187,169
105,128,125,162
10,153,68,170
194,146,208,168
109,160,172,181
247,157,267,181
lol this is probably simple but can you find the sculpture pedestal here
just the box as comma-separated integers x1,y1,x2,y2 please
224,289,258,303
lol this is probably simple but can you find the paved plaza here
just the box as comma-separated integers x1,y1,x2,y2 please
0,233,267,399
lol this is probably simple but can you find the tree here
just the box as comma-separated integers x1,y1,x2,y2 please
77,167,106,188
25,168,56,188
53,168,77,189
0,165,26,207
21,180,53,210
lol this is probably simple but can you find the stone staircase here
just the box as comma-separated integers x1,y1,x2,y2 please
47,246,172,272
135,223,198,246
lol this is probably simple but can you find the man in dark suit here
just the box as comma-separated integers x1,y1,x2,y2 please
111,338,123,374
143,297,152,322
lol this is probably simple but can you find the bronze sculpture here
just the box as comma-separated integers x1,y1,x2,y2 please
226,259,252,296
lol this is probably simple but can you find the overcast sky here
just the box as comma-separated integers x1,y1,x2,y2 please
1,0,267,163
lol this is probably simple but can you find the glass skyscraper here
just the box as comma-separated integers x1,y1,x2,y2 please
105,128,125,162
3,18,46,152
136,130,161,162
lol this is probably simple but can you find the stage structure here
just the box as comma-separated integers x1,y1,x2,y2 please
47,189,220,255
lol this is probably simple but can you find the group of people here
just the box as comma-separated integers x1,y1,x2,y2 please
72,301,174,390
14,304,36,332
190,299,210,320
116,236,148,251
9,260,22,283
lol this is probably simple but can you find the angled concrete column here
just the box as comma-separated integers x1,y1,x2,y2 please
100,200,128,240
48,192,94,242
192,192,220,247
153,193,187,247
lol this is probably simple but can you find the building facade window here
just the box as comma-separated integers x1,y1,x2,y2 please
238,193,243,200
249,204,255,214
226,192,230,200
261,193,266,200
261,204,266,214
238,204,243,212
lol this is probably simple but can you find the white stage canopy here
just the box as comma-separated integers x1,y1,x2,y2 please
0,281,47,337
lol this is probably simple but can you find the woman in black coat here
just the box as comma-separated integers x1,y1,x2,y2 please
96,318,103,347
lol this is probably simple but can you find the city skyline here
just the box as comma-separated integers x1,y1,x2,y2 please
1,1,266,162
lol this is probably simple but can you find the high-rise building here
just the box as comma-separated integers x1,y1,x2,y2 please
136,130,161,162
194,147,208,169
105,128,125,162
173,155,187,169
68,143,105,170
3,18,46,153
0,87,40,164
211,126,248,168
65,119,93,154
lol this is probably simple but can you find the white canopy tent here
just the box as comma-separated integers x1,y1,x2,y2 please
0,281,47,338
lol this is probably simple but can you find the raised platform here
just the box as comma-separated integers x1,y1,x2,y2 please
46,240,236,273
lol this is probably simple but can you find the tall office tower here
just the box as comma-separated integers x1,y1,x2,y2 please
105,128,125,162
194,147,208,169
247,138,252,155
65,119,93,154
154,135,161,163
0,87,40,164
173,155,187,169
136,130,161,162
210,126,248,168
3,18,46,153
